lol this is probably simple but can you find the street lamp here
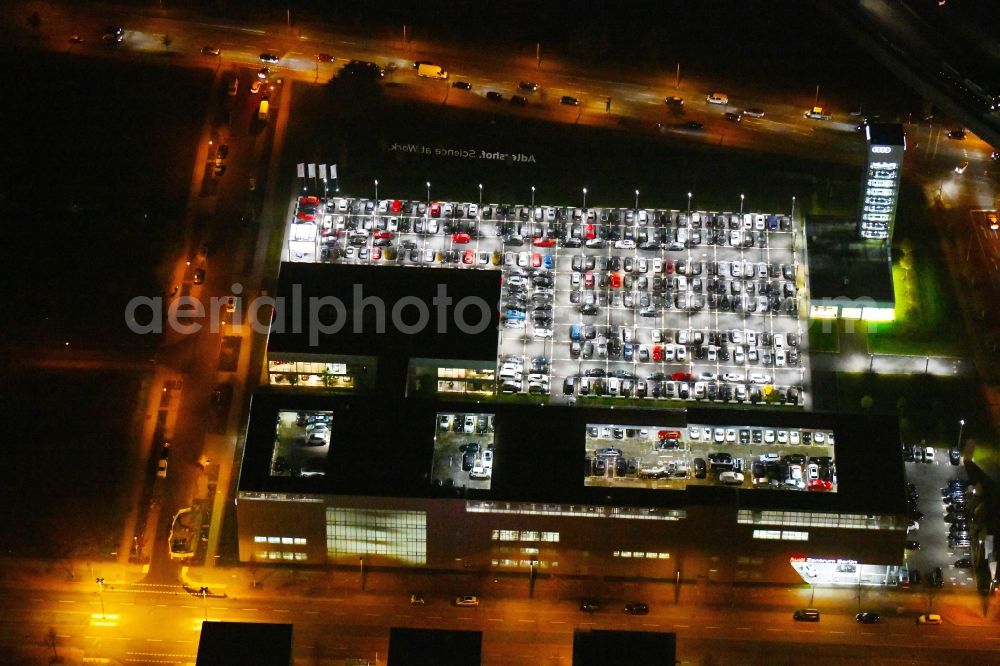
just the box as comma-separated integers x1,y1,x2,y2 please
96,578,106,618
957,419,966,452
199,586,210,621
740,193,745,215
478,183,483,206
531,186,535,208
791,195,796,218
582,187,588,209
635,189,640,210
687,191,692,213
426,181,431,204
374,179,379,201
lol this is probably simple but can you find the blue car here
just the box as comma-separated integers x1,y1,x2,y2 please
623,342,634,361
571,325,582,341
543,253,555,269
504,309,526,320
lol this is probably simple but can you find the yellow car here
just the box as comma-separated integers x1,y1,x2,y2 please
916,614,942,625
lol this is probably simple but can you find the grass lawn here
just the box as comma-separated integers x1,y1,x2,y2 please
865,182,968,357
808,324,840,353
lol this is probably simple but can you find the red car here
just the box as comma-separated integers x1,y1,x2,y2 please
584,272,595,288
609,273,622,289
652,345,664,361
531,253,542,268
809,479,833,491
371,247,382,260
452,232,472,244
430,202,441,218
533,237,555,247
658,430,681,440
373,229,394,239
463,250,475,264
585,224,596,240
665,259,675,274
390,199,403,214
671,372,692,381
296,195,320,221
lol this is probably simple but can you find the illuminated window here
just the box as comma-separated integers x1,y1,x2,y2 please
268,536,281,544
254,536,268,543
521,531,540,542
294,538,307,545
294,553,308,561
521,547,539,555
541,532,560,542
753,530,782,540
281,537,294,545
739,509,902,531
782,530,809,541
499,530,519,541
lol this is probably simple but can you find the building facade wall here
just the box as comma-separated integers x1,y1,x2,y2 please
236,493,905,585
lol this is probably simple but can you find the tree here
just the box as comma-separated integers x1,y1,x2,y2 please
860,395,874,412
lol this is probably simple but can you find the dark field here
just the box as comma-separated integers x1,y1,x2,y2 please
0,47,212,349
0,370,142,558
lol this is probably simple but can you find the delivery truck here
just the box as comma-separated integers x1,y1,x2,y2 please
258,99,270,122
417,63,448,80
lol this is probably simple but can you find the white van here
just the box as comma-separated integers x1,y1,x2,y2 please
706,92,729,105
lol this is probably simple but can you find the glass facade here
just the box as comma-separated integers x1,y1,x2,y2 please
325,508,427,565
738,509,904,531
468,501,686,521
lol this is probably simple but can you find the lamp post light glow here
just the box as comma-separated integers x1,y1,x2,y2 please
200,586,210,621
687,191,692,213
582,187,588,209
635,189,640,210
96,578,106,618
374,179,379,201
531,186,535,208
957,419,966,452
740,193,745,215
478,183,483,206
426,181,431,204
791,195,796,218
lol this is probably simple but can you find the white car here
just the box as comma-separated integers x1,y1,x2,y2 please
468,203,479,218
814,432,826,444
614,239,636,249
688,427,701,440
454,595,479,607
719,471,744,485
423,249,435,263
651,328,662,343
749,373,771,384
925,446,936,462
469,465,491,480
777,430,788,444
714,428,725,443
532,325,552,338
773,333,786,349
764,429,776,443
725,429,737,443
790,430,800,445
722,372,744,383
427,219,439,234
706,92,729,105
807,464,819,482
518,252,530,267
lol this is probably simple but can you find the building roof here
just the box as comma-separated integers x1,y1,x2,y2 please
866,122,906,147
805,215,895,306
196,621,292,666
269,262,501,362
239,391,907,516
388,628,481,666
573,630,675,666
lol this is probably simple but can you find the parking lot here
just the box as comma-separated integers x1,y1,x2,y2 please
284,196,809,409
901,444,977,590
269,410,333,478
584,423,836,491
431,412,496,490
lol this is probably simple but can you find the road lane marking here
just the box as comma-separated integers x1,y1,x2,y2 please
705,626,720,629
736,627,751,630
550,621,567,624
180,605,196,609
828,631,845,634
274,609,291,613
241,608,258,611
304,610,320,614
674,624,689,628
488,618,504,622
58,600,75,604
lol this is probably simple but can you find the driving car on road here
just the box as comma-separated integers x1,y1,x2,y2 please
561,96,580,106
259,53,280,63
454,595,479,607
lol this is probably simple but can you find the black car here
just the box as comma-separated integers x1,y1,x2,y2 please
946,129,966,140
580,599,601,612
452,80,472,90
955,557,972,568
485,91,503,102
462,451,476,471
855,612,880,624
685,121,704,130
193,267,206,285
693,458,707,479
560,96,580,106
949,448,961,465
259,53,280,63
904,540,920,550
511,95,527,106
519,81,539,92
624,602,649,615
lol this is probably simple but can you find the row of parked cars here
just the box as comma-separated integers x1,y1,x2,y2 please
496,354,552,395
502,267,557,343
568,371,802,405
